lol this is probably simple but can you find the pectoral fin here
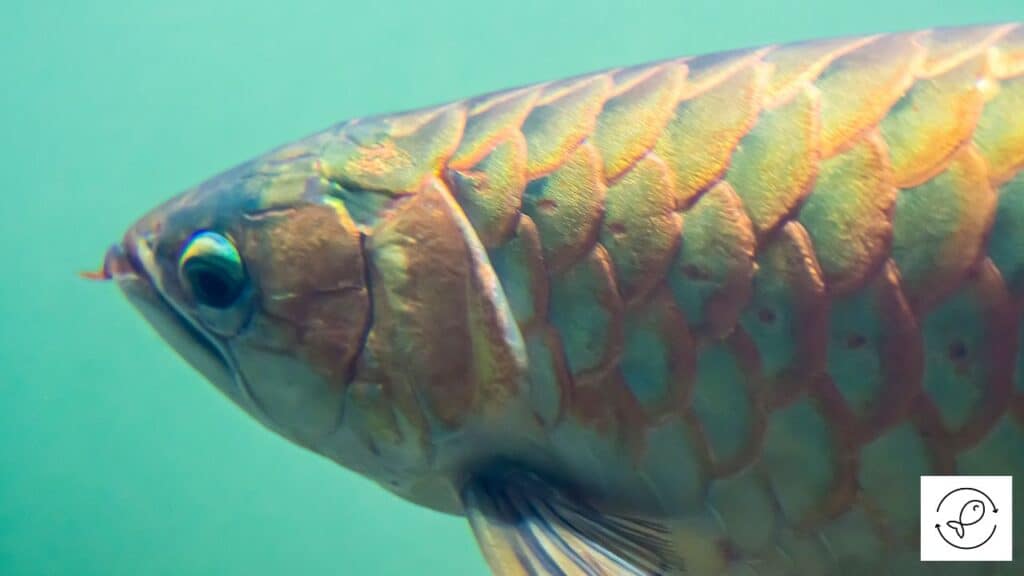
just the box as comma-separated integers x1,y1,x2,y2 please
462,471,683,575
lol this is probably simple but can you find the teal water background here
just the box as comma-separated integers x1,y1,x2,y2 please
3,2,1023,574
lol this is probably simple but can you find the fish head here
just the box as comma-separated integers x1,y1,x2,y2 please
95,138,373,454
93,113,539,513
960,499,986,526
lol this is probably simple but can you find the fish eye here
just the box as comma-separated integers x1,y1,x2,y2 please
178,231,247,309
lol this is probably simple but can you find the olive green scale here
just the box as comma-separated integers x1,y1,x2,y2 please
312,24,1024,574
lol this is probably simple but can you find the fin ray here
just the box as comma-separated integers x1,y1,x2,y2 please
462,471,683,575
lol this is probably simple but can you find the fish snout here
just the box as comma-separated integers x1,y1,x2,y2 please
82,238,140,282
102,242,136,279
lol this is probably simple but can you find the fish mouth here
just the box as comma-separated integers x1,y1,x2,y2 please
80,242,138,281
90,236,241,402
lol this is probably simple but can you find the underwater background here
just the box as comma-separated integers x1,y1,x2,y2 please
3,1,1023,574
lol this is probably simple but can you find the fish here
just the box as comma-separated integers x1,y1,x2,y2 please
947,499,986,539
87,22,1024,575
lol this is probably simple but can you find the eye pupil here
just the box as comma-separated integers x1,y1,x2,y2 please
191,267,238,308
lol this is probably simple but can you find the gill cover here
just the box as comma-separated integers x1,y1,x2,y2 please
344,176,530,453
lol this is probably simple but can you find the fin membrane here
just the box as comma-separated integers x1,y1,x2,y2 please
462,471,681,575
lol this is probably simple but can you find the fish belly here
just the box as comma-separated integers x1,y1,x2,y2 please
438,24,1024,573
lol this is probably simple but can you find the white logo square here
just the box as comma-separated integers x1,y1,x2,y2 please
920,475,1013,562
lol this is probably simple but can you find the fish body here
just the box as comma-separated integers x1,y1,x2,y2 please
947,499,986,539
96,23,1024,575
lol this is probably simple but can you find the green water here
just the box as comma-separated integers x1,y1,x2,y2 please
2,1,1022,574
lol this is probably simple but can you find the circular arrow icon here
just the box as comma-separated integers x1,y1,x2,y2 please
934,487,999,551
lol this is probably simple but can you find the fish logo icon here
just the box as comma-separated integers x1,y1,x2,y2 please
945,499,986,540
935,488,999,550
920,475,1012,562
